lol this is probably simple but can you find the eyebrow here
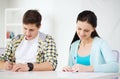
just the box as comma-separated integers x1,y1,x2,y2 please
78,27,90,30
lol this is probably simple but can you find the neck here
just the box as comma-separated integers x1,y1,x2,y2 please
81,37,93,47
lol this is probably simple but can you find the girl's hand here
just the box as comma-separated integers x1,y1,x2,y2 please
72,64,94,72
62,66,72,72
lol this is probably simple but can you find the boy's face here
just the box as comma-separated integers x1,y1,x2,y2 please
23,24,40,40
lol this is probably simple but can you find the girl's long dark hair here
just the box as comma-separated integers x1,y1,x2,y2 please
71,10,100,45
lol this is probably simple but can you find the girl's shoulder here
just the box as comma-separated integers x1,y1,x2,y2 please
71,40,80,47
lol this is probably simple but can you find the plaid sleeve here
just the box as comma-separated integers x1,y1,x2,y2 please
0,53,7,61
0,41,12,61
44,35,58,70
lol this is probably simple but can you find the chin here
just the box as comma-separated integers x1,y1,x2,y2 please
80,37,87,40
26,37,32,40
80,37,84,39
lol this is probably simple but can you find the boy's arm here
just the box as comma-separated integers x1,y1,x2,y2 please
0,61,5,69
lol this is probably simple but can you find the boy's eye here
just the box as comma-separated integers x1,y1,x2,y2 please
29,29,34,31
78,28,81,30
24,28,27,30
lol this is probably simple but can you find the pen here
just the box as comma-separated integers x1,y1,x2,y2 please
74,56,76,65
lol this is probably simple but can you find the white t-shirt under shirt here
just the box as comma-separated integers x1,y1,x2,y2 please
15,34,39,64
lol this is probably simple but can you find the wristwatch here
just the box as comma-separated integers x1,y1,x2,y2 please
27,63,34,71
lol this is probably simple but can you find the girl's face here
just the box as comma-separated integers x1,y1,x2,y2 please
76,21,94,40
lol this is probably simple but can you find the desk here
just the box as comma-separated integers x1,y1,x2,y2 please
0,71,119,79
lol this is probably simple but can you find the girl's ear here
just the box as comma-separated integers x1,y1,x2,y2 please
92,28,96,32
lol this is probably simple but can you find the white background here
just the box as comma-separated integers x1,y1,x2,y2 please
0,0,120,71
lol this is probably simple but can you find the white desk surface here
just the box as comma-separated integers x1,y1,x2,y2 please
0,71,119,79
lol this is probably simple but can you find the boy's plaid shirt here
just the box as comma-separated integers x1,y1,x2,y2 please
0,32,58,70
